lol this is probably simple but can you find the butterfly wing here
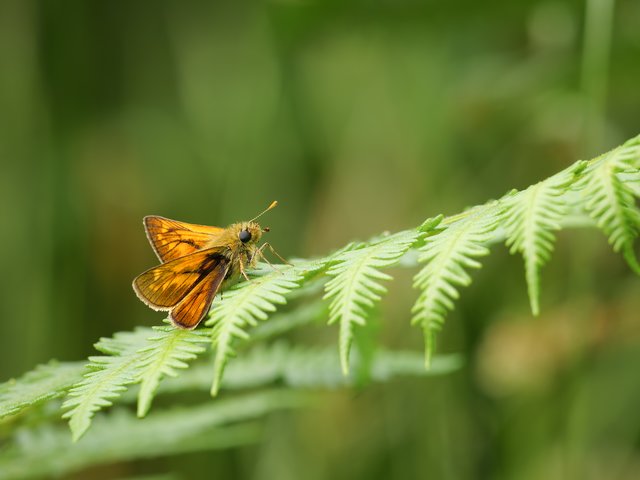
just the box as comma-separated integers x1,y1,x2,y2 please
169,266,227,329
132,248,229,311
143,216,224,263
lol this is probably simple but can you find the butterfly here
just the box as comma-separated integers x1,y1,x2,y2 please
133,201,279,329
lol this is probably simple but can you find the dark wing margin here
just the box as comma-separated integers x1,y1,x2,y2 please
132,248,227,311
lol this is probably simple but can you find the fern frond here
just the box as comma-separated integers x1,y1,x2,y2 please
412,208,501,366
323,229,421,375
135,324,210,418
576,136,640,273
62,329,153,441
2,391,306,479
503,163,585,315
154,343,463,394
206,260,325,396
0,362,85,420
10,133,637,448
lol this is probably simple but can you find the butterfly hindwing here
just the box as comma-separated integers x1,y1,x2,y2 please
144,216,224,263
170,261,228,329
132,248,228,310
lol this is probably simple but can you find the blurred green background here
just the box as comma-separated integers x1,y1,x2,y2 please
1,0,639,478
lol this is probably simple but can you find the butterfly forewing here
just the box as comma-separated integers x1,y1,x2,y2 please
170,260,228,328
133,248,228,310
144,216,224,263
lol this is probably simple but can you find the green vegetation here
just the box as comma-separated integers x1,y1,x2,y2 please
2,135,638,476
1,1,639,478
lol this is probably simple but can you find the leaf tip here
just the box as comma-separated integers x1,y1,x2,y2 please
623,245,640,275
419,215,444,233
136,401,149,418
69,419,88,443
529,295,540,316
340,353,351,377
531,307,540,317
424,329,435,369
210,380,220,397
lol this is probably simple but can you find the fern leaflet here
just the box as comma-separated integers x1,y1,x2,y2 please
503,163,585,315
135,324,210,417
577,136,640,274
206,260,325,396
3,391,305,479
412,208,500,366
0,362,85,420
62,329,152,441
324,229,420,374
155,343,463,394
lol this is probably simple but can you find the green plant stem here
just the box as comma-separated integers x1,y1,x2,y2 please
581,0,615,155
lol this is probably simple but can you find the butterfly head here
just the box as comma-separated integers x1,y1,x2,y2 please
235,221,266,246
233,200,277,246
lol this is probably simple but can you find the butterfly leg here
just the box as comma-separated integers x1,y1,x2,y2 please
238,260,251,282
254,243,289,273
260,242,291,266
252,243,279,272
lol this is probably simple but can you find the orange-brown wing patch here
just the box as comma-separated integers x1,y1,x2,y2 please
132,248,227,310
170,262,228,329
144,216,224,263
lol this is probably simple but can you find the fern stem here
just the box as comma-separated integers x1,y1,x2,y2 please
581,0,615,155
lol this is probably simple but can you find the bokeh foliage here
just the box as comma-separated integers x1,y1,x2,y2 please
1,0,639,478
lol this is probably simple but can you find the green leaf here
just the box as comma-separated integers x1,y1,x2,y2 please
62,328,153,441
503,163,584,315
324,229,421,375
412,206,501,366
205,260,324,396
576,136,640,274
153,343,464,394
135,324,210,417
1,391,306,479
0,361,85,420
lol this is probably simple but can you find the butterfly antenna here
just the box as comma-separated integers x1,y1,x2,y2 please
250,200,278,223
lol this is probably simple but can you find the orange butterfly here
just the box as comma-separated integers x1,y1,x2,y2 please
133,201,279,329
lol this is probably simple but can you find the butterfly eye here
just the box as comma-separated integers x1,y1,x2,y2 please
239,229,252,243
